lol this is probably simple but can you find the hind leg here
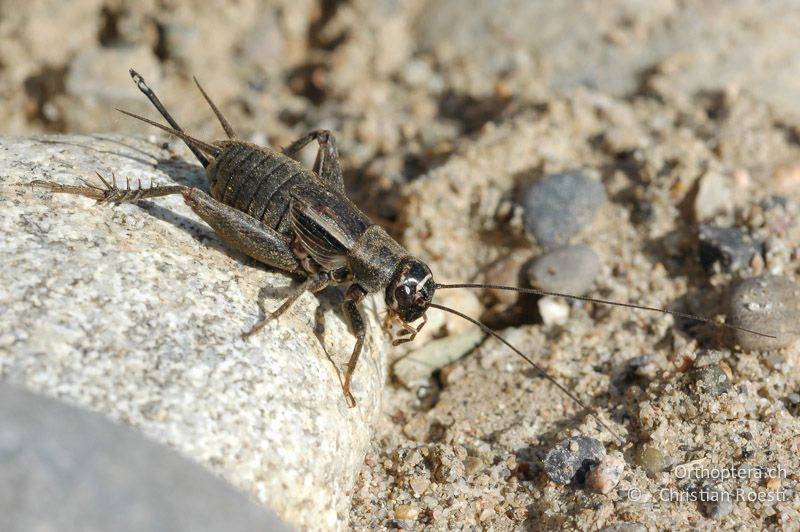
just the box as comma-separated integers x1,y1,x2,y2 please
283,130,344,193
36,175,299,273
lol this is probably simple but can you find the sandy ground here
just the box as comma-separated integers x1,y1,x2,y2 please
3,0,800,529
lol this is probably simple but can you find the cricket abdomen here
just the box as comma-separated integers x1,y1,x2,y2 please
207,141,315,233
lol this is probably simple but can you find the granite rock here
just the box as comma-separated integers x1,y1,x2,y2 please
0,135,387,531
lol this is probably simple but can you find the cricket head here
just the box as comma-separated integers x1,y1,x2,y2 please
385,258,435,323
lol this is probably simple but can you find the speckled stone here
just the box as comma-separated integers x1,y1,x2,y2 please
0,384,289,532
688,365,733,397
727,275,800,350
0,135,388,531
543,436,606,485
521,170,606,249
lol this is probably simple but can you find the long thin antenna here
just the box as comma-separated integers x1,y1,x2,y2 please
435,282,775,339
428,302,626,445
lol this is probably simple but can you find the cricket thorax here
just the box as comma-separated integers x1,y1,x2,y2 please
348,225,411,294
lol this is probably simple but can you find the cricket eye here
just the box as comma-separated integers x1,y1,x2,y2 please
393,284,415,308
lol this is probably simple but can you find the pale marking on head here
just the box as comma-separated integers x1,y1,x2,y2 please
416,273,433,293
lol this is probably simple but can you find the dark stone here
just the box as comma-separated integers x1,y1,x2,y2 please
688,365,733,397
521,171,606,249
698,224,762,273
542,436,606,485
0,385,288,532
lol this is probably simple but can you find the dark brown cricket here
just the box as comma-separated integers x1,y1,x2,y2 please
33,70,773,443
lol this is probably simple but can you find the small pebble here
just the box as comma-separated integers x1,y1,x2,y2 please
543,436,606,485
688,365,733,397
408,477,430,496
538,296,570,326
694,171,733,221
698,225,762,273
521,170,606,249
700,486,733,519
464,456,485,476
526,245,601,296
728,275,800,350
394,504,419,521
586,453,625,494
637,445,672,478
393,328,485,388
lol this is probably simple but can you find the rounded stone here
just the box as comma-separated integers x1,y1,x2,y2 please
688,365,733,397
1,135,387,531
0,385,289,532
637,445,672,478
521,171,606,249
543,436,606,485
727,275,800,350
526,245,601,296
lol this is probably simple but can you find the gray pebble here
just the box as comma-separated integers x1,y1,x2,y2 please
0,385,288,532
688,365,733,397
698,225,762,274
700,486,734,519
637,445,672,478
526,245,601,296
543,436,606,485
728,275,800,350
522,171,606,249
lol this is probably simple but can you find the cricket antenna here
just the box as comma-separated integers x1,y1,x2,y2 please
434,282,776,339
429,302,627,445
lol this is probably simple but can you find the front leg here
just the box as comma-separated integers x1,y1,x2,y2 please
340,284,367,408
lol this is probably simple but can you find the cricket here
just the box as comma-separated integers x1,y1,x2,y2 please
33,69,774,444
